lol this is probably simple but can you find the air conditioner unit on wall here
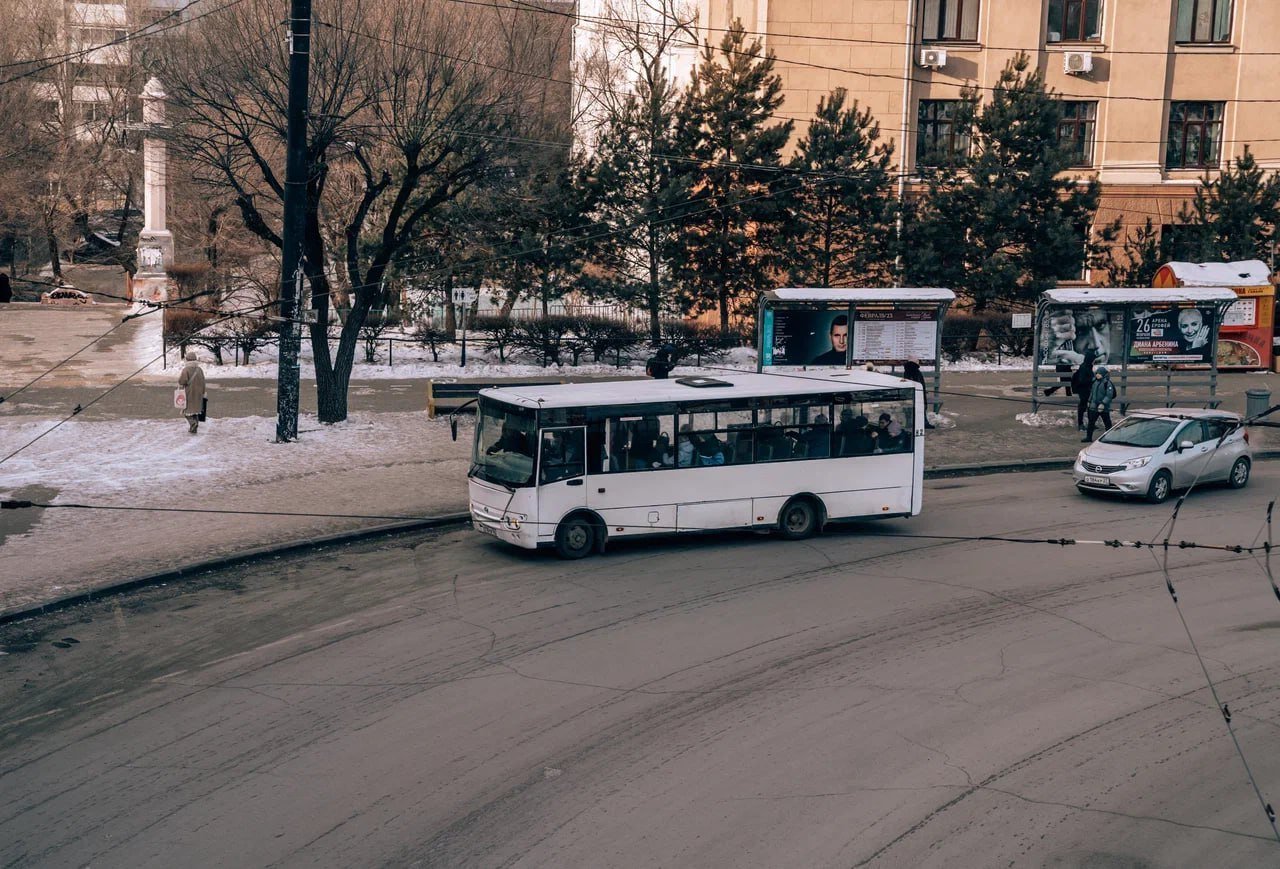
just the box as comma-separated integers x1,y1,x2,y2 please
1064,51,1093,75
918,48,947,69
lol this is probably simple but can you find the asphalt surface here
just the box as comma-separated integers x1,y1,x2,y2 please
3,468,1279,867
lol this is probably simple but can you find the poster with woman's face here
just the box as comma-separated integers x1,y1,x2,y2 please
1128,307,1216,362
1038,306,1120,366
763,308,850,366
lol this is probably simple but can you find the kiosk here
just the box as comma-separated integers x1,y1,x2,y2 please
1152,260,1275,372
1031,287,1239,414
757,288,955,414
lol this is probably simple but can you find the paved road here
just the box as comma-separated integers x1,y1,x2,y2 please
2,469,1280,867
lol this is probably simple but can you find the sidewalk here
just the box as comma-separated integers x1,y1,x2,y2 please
2,304,1276,617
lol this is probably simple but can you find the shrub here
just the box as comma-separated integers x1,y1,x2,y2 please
571,315,643,365
412,321,452,362
943,311,1034,358
224,316,276,365
163,307,217,357
471,314,515,362
658,320,739,366
510,315,572,367
358,310,402,363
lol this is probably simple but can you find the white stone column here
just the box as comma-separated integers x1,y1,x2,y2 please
134,77,175,302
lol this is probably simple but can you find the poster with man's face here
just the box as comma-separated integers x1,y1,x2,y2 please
1128,307,1216,363
1038,306,1122,367
763,308,850,367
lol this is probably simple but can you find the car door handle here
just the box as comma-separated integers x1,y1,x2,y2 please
566,479,583,486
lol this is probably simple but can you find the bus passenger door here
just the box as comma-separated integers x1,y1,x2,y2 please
537,427,587,541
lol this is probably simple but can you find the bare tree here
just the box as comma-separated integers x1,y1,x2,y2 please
159,0,569,422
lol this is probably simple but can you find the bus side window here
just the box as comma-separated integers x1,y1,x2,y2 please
540,429,585,484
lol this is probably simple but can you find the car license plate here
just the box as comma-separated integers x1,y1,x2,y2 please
1084,475,1109,486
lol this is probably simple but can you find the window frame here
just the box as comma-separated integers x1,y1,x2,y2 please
916,99,971,168
1057,100,1097,167
1175,0,1233,44
1165,101,1225,170
1047,0,1102,43
920,0,980,42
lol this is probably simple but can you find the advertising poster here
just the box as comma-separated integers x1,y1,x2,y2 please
851,309,938,362
763,307,851,367
1216,287,1274,369
1128,306,1216,363
1038,306,1124,367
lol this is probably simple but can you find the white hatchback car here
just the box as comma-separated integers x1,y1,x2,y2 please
1073,408,1251,504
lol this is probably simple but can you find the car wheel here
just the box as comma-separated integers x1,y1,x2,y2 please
778,498,820,540
1145,470,1172,504
554,515,595,559
1229,457,1251,489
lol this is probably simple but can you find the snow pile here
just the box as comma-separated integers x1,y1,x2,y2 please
1016,410,1077,428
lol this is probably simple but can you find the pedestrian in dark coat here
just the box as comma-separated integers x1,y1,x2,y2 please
902,358,936,429
1082,364,1116,443
646,344,675,379
178,350,206,434
1069,348,1096,431
0,274,11,303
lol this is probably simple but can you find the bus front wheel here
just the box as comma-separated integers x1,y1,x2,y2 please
555,515,596,559
778,498,820,540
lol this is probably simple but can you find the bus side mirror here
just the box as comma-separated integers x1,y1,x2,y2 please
450,418,458,441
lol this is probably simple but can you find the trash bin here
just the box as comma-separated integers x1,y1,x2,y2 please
1246,388,1271,420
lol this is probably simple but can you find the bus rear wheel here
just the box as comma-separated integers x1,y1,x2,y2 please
555,516,596,559
778,498,820,540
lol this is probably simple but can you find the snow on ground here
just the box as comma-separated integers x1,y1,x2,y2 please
1017,409,1079,428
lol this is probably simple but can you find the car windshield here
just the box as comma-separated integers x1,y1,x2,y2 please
1098,417,1178,448
471,398,536,488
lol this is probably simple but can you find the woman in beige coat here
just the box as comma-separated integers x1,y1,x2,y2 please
178,350,206,433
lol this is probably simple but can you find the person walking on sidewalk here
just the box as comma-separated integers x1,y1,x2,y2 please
902,358,936,429
1070,348,1097,431
178,350,206,434
1082,365,1115,443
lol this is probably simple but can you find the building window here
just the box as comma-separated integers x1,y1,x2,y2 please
1047,0,1101,42
1058,101,1096,166
921,0,979,42
1166,101,1224,169
1176,0,1231,43
916,100,970,167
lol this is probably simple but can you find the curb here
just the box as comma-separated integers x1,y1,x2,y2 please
0,512,470,628
5,449,1280,628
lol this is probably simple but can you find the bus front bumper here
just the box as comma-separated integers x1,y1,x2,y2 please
470,501,538,549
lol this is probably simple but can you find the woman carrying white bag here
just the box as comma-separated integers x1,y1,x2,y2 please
176,350,206,434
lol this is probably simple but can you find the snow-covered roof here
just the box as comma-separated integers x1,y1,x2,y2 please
1159,260,1271,286
482,370,917,410
1041,287,1239,304
765,288,956,303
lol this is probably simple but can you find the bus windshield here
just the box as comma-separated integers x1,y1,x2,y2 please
472,399,537,488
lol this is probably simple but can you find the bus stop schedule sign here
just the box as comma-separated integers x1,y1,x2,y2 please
852,309,937,362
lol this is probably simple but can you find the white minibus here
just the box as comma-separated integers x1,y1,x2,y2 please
465,370,923,558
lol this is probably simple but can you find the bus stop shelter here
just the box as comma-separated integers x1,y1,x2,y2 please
757,288,955,413
1031,287,1239,414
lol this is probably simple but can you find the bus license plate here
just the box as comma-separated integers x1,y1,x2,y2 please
1084,475,1109,486
475,521,498,537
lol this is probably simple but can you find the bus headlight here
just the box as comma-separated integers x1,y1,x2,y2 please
503,514,525,531
1123,456,1151,470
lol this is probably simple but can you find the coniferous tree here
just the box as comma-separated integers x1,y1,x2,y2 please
1101,217,1164,287
588,73,689,342
1169,147,1280,263
902,53,1102,309
783,88,896,287
669,20,793,329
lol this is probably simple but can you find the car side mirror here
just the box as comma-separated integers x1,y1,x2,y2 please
450,418,458,442
1178,440,1194,452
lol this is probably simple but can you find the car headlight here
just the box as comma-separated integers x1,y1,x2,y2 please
1123,456,1151,470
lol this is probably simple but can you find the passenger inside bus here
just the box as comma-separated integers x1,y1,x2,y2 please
804,414,831,458
835,412,875,456
873,412,908,453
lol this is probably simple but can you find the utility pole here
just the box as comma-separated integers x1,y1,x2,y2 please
275,0,311,442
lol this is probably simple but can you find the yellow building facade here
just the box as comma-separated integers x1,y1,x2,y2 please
696,0,1280,279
